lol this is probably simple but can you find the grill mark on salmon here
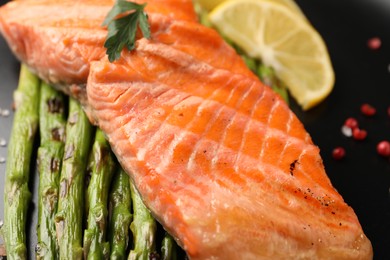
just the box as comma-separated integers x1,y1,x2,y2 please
96,59,318,186
115,42,316,157
89,45,332,197
163,77,245,174
143,82,227,168
212,81,257,161
85,38,372,258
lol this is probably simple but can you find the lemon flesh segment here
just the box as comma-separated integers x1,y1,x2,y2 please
196,0,305,19
209,0,335,110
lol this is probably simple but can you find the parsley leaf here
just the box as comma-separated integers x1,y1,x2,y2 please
102,0,151,62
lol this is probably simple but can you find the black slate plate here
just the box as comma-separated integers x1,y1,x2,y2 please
0,0,389,259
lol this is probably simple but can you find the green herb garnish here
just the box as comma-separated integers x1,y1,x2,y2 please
102,0,151,62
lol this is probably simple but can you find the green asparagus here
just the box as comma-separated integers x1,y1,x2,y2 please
36,82,67,259
256,64,289,104
38,82,67,144
161,232,177,260
55,98,94,259
108,168,132,259
240,55,258,73
194,2,212,28
128,181,157,260
36,144,64,259
83,129,116,259
4,64,40,259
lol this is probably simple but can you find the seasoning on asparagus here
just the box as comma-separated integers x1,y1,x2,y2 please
38,82,67,144
83,129,116,259
36,82,66,259
55,98,94,259
161,232,178,260
108,168,132,259
128,181,157,260
3,64,40,259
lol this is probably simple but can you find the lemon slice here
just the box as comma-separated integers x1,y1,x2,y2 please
196,0,305,19
209,0,335,110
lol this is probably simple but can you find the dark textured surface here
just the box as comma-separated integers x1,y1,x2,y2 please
0,0,389,259
294,1,390,259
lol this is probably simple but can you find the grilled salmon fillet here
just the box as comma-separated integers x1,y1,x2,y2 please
0,0,373,259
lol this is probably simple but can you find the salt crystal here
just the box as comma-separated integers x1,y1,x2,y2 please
341,125,352,137
1,109,10,117
0,157,5,164
0,138,6,147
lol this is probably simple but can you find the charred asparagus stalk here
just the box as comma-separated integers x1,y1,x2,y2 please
36,144,64,259
36,82,67,259
3,64,40,259
161,232,177,260
108,168,132,259
38,82,67,144
55,98,94,259
83,129,116,259
128,181,157,260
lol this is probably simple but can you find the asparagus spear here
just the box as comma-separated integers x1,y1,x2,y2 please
241,55,258,73
55,98,94,259
128,181,157,260
194,2,212,28
256,64,289,104
36,82,67,259
83,129,116,259
161,232,177,260
108,168,132,259
3,64,40,259
36,144,64,259
38,82,67,144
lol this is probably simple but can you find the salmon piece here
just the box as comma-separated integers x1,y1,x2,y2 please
0,0,373,259
149,14,256,80
0,0,197,101
0,0,252,102
0,0,253,113
86,39,372,259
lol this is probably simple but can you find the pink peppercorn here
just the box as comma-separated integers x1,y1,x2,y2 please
376,141,390,157
360,103,376,116
352,128,367,141
367,37,381,50
332,147,346,160
344,117,359,129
